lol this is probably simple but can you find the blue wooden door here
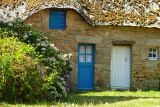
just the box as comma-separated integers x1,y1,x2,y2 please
78,44,95,90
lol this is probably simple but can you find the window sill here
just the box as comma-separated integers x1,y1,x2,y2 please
148,58,158,61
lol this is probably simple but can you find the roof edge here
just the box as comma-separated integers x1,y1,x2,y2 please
0,0,160,29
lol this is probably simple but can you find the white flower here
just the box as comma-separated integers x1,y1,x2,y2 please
48,57,55,62
44,37,48,40
36,38,41,42
48,57,52,62
50,43,55,48
36,43,41,46
54,47,59,51
63,54,68,58
14,32,18,36
50,43,59,51
41,43,46,47
41,48,46,51
51,57,55,61
58,54,65,60
64,55,68,60
63,53,72,60
23,34,28,40
8,23,13,26
28,31,32,36
41,41,47,47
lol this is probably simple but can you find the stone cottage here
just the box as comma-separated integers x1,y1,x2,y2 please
1,0,160,90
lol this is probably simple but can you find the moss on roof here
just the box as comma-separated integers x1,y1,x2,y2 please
0,0,160,28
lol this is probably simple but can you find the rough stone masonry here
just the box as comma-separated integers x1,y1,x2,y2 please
25,9,160,90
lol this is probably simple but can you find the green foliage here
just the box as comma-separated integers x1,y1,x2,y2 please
0,20,71,102
0,20,71,72
43,71,67,100
0,37,43,102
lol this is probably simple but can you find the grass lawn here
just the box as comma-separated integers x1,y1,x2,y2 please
1,91,160,107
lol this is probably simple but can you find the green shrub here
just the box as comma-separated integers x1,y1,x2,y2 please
0,37,43,102
0,20,71,74
0,21,71,102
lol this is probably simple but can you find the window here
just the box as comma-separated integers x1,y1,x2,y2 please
49,11,66,30
148,48,158,60
79,45,93,63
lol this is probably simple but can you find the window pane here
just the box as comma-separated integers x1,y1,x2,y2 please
149,53,152,57
79,55,85,62
86,55,92,62
148,48,158,60
86,46,92,54
80,46,85,54
153,53,156,57
153,48,157,52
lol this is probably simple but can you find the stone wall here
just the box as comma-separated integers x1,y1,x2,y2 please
25,9,160,90
1,0,160,28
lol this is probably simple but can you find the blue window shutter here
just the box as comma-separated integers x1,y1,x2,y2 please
49,11,66,30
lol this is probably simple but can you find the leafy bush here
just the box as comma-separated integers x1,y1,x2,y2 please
0,21,70,72
0,21,71,102
0,37,43,102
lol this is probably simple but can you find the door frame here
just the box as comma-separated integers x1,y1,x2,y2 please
110,45,132,90
77,44,95,90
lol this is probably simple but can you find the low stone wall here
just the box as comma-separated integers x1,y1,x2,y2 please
25,9,160,90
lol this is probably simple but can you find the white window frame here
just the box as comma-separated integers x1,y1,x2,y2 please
148,47,158,61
